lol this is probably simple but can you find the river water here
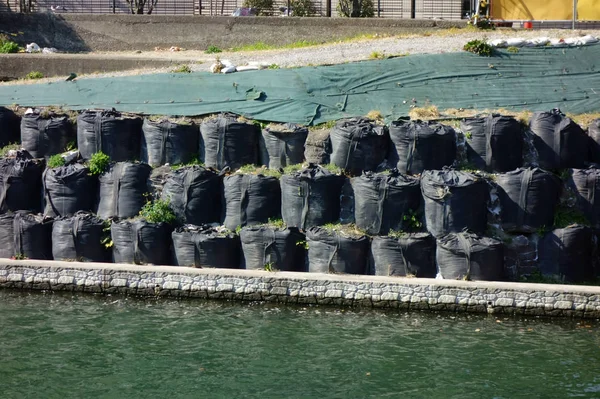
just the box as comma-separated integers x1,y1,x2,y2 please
1,290,599,398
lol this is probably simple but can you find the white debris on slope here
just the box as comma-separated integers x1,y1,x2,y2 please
489,35,598,48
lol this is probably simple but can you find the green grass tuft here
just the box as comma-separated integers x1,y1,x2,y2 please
24,71,44,80
205,45,222,54
139,198,177,224
88,152,110,176
47,154,66,168
172,64,192,73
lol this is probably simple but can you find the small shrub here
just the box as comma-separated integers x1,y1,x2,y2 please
507,46,519,54
11,253,27,260
264,262,275,272
267,64,280,69
205,45,222,54
88,152,110,176
0,40,19,54
172,64,191,73
402,209,422,231
337,0,374,17
101,220,113,249
296,240,309,249
65,141,77,152
242,0,274,15
369,51,385,60
139,199,177,224
25,71,44,80
463,39,494,57
290,0,316,16
553,206,589,229
47,154,66,168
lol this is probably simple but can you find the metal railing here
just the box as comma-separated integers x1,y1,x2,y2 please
1,0,471,17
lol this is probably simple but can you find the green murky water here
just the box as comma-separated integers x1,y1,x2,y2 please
1,290,599,398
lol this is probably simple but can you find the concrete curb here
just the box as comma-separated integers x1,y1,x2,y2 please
1,259,599,318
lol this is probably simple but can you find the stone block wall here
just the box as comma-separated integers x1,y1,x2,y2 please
1,260,600,318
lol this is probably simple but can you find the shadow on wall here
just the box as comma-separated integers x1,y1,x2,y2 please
0,12,90,52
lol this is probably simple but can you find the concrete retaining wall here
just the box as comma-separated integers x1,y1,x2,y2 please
0,13,466,52
2,259,600,318
0,54,183,80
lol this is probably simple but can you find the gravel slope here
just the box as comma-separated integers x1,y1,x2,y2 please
4,28,600,84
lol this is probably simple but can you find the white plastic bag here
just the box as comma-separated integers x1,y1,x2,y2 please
25,43,41,53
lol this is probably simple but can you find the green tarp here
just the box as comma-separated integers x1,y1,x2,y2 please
1,45,599,125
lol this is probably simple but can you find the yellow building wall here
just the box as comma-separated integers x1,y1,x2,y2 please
578,0,600,20
491,0,572,20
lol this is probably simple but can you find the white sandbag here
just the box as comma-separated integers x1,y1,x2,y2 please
221,66,237,74
549,38,566,47
564,37,580,46
531,37,549,46
221,59,234,67
489,39,507,47
506,38,525,47
42,47,58,54
580,35,598,44
235,65,260,72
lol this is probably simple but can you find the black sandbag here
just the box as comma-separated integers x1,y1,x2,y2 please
52,212,109,262
306,226,369,274
77,109,142,161
329,118,389,175
495,168,561,233
529,109,588,169
42,163,96,218
96,162,152,220
421,170,488,237
240,226,306,271
20,111,73,159
0,212,53,260
111,219,172,265
460,114,523,172
280,164,344,230
171,224,240,268
161,165,222,225
141,118,199,167
351,170,421,235
304,129,331,165
259,123,308,169
0,150,44,213
538,225,594,283
222,173,281,230
200,114,259,170
370,233,436,277
589,119,600,164
570,168,600,227
436,232,504,281
0,106,21,147
389,119,456,175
